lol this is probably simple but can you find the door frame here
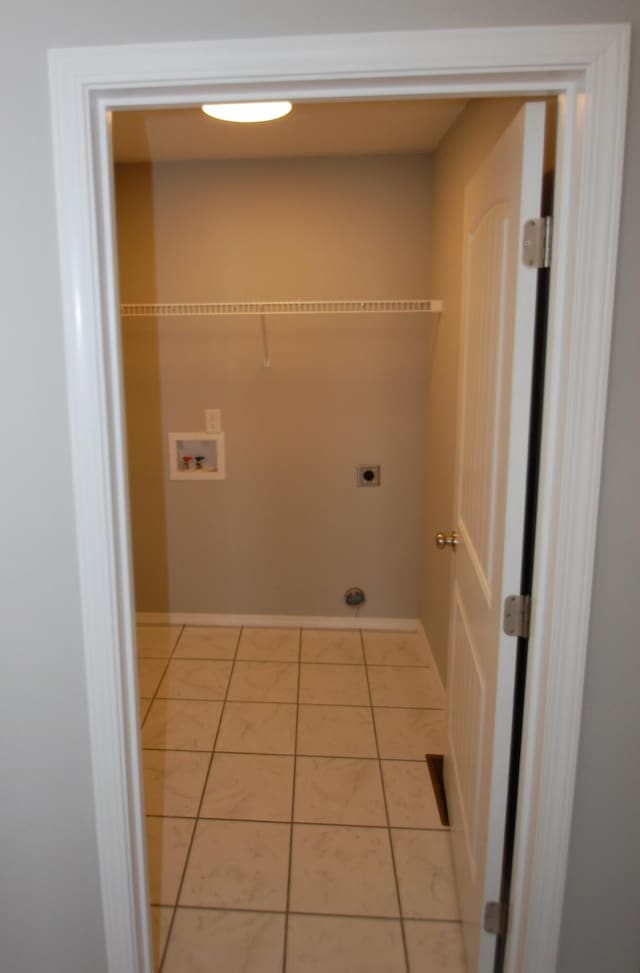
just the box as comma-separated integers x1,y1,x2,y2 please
48,24,629,973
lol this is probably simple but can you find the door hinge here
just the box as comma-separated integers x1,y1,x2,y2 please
522,216,552,269
484,900,509,937
503,594,531,639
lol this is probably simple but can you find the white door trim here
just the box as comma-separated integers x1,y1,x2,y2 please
48,24,630,973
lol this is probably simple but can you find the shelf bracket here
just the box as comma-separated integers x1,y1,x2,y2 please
261,313,270,368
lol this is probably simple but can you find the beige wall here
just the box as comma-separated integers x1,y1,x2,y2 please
115,154,432,617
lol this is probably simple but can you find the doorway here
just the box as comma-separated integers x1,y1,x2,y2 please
114,96,468,972
47,23,629,973
113,94,552,972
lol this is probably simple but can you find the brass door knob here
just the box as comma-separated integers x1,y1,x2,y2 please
435,530,459,551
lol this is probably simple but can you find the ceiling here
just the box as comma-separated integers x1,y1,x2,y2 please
111,99,468,163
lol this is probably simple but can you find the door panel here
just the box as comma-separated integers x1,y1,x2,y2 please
449,584,486,875
458,203,509,601
444,103,546,972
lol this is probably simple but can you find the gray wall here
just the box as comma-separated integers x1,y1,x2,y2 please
0,3,637,972
116,155,431,618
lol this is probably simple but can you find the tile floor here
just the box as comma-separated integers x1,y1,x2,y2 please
137,625,466,972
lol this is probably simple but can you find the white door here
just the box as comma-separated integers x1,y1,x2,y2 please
444,102,546,972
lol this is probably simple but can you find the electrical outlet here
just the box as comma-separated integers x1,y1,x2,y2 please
205,409,222,433
357,465,381,487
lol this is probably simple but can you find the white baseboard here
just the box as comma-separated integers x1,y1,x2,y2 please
136,611,420,633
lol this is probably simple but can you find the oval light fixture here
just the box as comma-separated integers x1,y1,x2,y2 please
202,101,292,123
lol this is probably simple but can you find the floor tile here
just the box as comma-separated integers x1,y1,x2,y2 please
163,908,285,973
381,761,445,829
156,659,232,700
237,627,300,662
392,830,459,919
374,708,446,760
297,705,377,758
404,920,467,971
145,816,194,905
138,627,459,972
286,915,406,973
139,698,153,725
290,824,399,917
294,756,386,826
142,750,210,816
299,664,369,705
368,666,445,708
180,819,290,910
216,702,297,754
363,632,432,667
142,698,223,750
227,660,298,702
201,752,294,821
138,658,168,697
136,625,182,658
173,625,240,659
149,906,172,972
301,629,364,664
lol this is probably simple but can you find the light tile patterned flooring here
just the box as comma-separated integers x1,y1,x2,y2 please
137,625,466,972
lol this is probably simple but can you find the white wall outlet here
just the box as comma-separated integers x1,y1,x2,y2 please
205,409,222,433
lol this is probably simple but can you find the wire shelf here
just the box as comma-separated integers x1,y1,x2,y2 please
119,299,443,317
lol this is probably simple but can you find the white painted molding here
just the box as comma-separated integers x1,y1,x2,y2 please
48,23,630,973
49,24,626,90
136,612,419,632
504,27,631,973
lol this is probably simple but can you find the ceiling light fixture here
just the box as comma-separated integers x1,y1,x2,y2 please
201,101,293,123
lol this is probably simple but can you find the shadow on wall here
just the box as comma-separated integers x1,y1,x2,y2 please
116,161,171,612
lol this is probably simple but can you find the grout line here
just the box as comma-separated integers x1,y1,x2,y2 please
170,626,187,656
282,628,302,973
149,901,463,924
144,811,446,831
171,655,238,662
142,746,222,754
138,625,184,970
143,625,451,971
147,694,444,712
138,625,184,731
360,629,412,973
157,626,242,973
137,654,185,661
142,745,442,763
298,701,443,711
167,656,433,669
141,748,438,768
